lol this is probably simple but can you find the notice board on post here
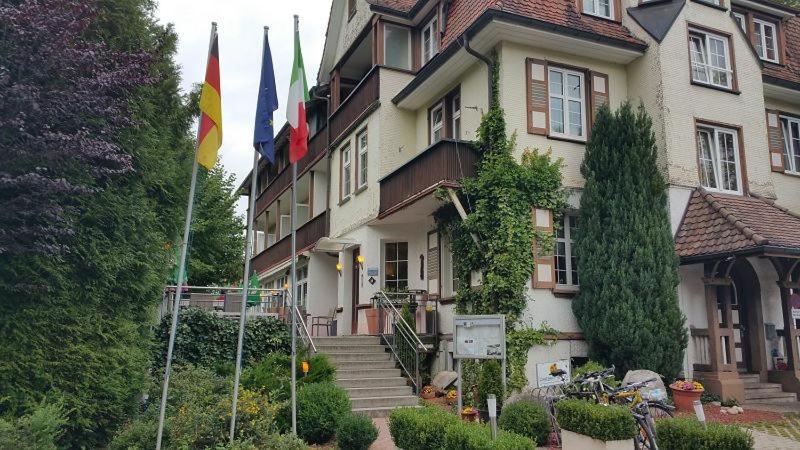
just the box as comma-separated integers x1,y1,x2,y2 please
453,315,506,360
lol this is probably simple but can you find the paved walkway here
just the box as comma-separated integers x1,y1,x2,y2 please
750,429,800,449
370,418,398,450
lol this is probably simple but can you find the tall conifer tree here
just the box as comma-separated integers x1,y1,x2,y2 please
572,103,686,379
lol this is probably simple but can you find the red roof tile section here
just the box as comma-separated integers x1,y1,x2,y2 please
367,0,418,12
675,189,800,258
763,16,800,87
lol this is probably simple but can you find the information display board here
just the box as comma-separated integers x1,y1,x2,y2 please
453,315,506,360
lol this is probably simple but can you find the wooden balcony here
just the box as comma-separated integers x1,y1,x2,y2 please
251,211,327,274
255,125,327,216
379,139,478,218
329,66,380,145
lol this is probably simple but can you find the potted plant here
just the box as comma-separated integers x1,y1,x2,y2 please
420,385,436,400
460,406,478,422
556,399,637,450
445,389,457,405
669,380,704,412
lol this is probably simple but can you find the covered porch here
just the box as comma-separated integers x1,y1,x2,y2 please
675,189,800,402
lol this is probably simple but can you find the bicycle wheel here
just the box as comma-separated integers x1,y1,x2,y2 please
635,416,659,450
646,401,674,419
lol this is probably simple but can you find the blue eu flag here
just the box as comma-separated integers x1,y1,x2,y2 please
253,29,279,164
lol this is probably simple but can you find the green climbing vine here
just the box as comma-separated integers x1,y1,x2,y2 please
434,53,567,392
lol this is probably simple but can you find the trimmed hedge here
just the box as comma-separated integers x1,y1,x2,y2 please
499,401,550,445
336,413,378,450
555,399,637,442
294,382,350,445
656,418,754,450
389,406,535,450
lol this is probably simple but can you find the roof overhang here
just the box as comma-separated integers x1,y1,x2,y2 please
369,0,433,24
764,75,800,102
393,10,646,109
732,0,799,19
312,237,359,253
680,245,800,265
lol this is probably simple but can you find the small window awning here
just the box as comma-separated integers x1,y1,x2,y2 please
312,237,359,253
675,189,800,263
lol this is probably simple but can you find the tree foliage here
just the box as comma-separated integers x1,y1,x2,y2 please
572,103,686,379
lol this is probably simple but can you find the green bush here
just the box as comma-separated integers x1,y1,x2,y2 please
499,401,549,445
477,359,504,410
294,382,350,445
0,403,65,450
336,413,378,450
154,308,290,369
443,420,535,450
656,418,754,450
302,353,336,385
555,399,636,442
389,406,459,450
242,352,336,404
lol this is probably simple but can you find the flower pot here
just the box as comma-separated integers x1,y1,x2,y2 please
421,389,436,400
561,430,633,450
364,308,379,335
461,410,478,422
671,387,703,412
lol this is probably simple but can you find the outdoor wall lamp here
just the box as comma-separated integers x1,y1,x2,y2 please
356,254,365,266
336,262,343,275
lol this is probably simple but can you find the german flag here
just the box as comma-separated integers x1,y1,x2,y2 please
196,26,222,170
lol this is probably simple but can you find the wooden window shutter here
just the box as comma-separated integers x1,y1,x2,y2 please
766,110,785,173
527,59,549,135
427,232,440,295
613,0,622,22
531,208,555,290
589,71,609,132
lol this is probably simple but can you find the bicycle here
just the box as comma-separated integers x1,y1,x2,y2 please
605,378,674,450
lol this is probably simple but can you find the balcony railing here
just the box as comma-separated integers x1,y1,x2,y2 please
255,125,327,216
329,66,380,144
251,211,327,274
379,139,478,217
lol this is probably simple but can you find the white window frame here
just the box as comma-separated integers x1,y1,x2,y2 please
754,18,779,63
296,265,308,307
781,116,800,174
357,129,368,188
582,0,613,20
383,23,411,70
697,124,743,195
430,102,444,143
733,12,746,33
451,94,461,140
689,29,734,90
548,67,587,141
421,15,439,65
384,241,409,291
342,144,352,199
555,215,579,287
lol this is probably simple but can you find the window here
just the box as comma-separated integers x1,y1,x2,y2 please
549,67,586,140
384,242,408,291
384,24,410,70
689,29,734,90
583,0,612,19
430,102,444,143
295,266,308,307
357,129,368,188
697,124,743,194
451,94,461,140
754,18,778,63
421,16,439,65
781,116,800,173
555,215,579,287
733,12,746,33
341,145,351,199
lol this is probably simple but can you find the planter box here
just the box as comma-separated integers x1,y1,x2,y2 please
561,430,633,450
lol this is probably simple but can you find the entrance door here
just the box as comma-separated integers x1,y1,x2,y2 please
351,248,360,335
731,282,752,372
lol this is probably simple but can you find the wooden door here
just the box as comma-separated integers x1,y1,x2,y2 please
351,248,360,335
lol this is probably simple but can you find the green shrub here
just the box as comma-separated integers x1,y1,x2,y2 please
0,403,65,450
389,406,459,450
656,418,754,450
302,353,336,385
443,420,535,450
477,359,504,410
294,382,350,445
499,401,549,445
555,399,636,441
243,352,336,405
336,413,378,450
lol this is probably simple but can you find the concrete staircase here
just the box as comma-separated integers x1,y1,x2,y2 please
741,373,798,405
316,335,419,418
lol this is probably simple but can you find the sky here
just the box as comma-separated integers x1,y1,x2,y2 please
155,0,332,217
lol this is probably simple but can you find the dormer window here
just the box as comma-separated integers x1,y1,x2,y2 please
689,28,734,90
583,0,613,20
421,16,439,65
754,18,779,63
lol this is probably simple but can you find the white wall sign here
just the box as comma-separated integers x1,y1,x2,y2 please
536,360,570,388
453,315,505,359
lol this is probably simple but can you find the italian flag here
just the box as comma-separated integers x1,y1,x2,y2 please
287,23,309,164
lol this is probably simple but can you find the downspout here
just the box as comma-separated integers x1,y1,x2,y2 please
460,36,495,108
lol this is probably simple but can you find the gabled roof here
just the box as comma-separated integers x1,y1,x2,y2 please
675,189,800,261
627,0,685,43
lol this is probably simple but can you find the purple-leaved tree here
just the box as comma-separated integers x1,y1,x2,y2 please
0,0,151,256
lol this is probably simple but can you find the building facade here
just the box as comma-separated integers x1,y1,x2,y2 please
242,0,800,401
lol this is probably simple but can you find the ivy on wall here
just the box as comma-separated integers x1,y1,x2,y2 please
435,54,567,391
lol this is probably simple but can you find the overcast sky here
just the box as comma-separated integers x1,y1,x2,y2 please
155,0,332,217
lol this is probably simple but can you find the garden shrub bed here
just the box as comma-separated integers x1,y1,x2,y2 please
336,413,378,450
555,399,637,442
656,418,754,450
498,400,549,445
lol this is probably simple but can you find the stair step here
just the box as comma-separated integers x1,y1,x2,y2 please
345,386,413,398
316,344,387,353
336,360,397,371
739,374,761,381
315,336,382,345
326,352,392,363
351,395,420,409
744,391,797,402
338,368,402,378
353,405,421,419
744,384,783,394
336,377,408,389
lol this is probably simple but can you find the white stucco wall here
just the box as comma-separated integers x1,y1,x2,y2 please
764,97,800,214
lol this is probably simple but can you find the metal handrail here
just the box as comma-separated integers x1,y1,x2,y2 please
284,289,317,353
375,291,425,348
374,291,424,392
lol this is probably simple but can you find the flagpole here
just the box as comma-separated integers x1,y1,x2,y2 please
156,22,217,450
290,15,300,437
